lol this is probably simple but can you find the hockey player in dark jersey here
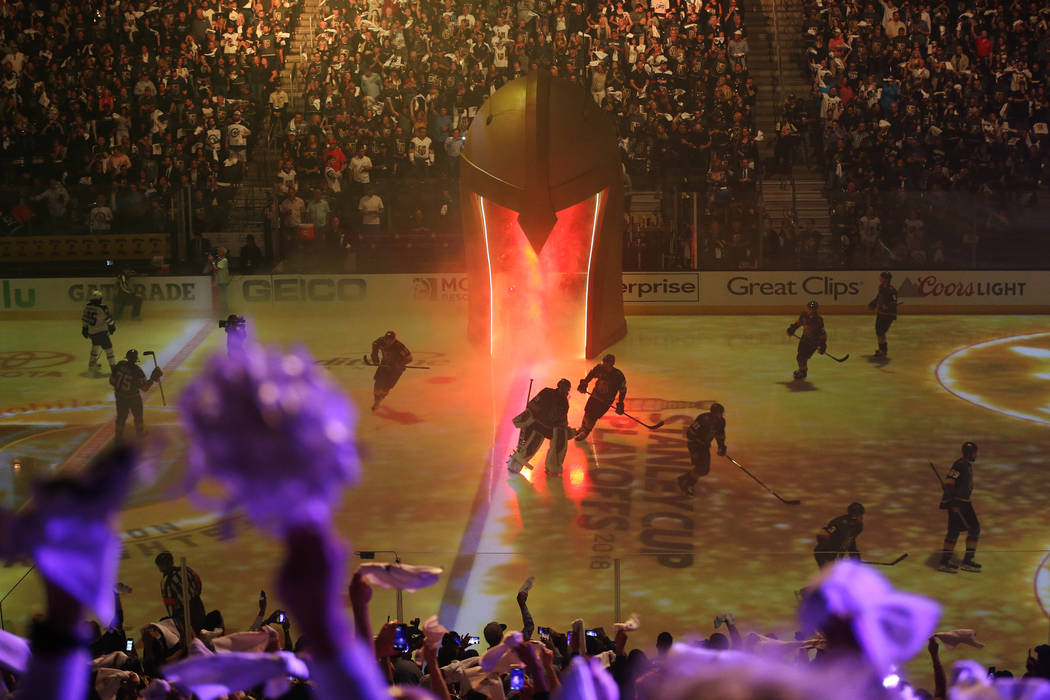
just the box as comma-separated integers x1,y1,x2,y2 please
507,379,576,476
81,289,118,376
109,349,162,441
868,271,898,357
786,300,827,380
676,402,726,496
939,441,981,573
574,354,627,441
369,331,413,411
813,502,865,568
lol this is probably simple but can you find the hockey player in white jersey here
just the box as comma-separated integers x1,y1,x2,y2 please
81,290,117,375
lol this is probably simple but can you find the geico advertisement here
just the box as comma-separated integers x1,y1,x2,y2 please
231,275,469,304
703,271,1048,306
622,273,700,302
238,276,368,303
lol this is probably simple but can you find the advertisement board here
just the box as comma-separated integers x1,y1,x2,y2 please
697,270,1050,312
226,274,469,308
8,271,1034,317
621,273,700,303
1,276,212,314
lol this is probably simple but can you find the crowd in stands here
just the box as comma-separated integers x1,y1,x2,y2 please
794,0,1050,268
4,339,1050,700
0,0,302,240
269,0,763,265
6,0,1050,272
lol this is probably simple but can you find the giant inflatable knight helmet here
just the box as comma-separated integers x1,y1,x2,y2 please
459,70,626,359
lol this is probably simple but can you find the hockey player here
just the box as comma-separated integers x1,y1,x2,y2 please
369,331,412,411
786,300,827,380
868,271,898,357
507,379,576,476
939,441,981,572
82,289,118,376
676,403,727,496
109,349,163,441
813,502,865,568
574,354,627,441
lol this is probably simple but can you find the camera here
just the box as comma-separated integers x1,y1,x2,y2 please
509,668,525,691
219,315,246,329
537,626,550,638
467,635,480,645
125,639,134,652
276,612,287,623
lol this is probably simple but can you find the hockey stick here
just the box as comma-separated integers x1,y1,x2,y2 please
361,355,430,369
583,391,664,430
142,351,166,406
621,412,665,430
929,461,943,485
724,455,801,505
862,553,909,566
791,333,848,362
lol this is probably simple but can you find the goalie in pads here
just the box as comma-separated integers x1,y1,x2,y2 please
507,379,576,476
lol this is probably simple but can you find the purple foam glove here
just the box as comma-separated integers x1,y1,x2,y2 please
179,343,360,533
798,560,940,674
554,656,620,700
0,629,30,674
15,447,137,622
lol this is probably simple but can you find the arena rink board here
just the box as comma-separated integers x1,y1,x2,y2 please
0,310,1049,681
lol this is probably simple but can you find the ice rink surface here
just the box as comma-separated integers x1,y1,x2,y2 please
1,306,1049,678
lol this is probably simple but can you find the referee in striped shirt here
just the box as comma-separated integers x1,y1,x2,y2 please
155,551,207,634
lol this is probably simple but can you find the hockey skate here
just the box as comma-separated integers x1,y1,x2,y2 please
507,453,534,474
676,474,695,496
792,368,807,380
544,468,562,477
961,556,982,572
937,557,959,573
573,426,592,442
873,349,886,358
